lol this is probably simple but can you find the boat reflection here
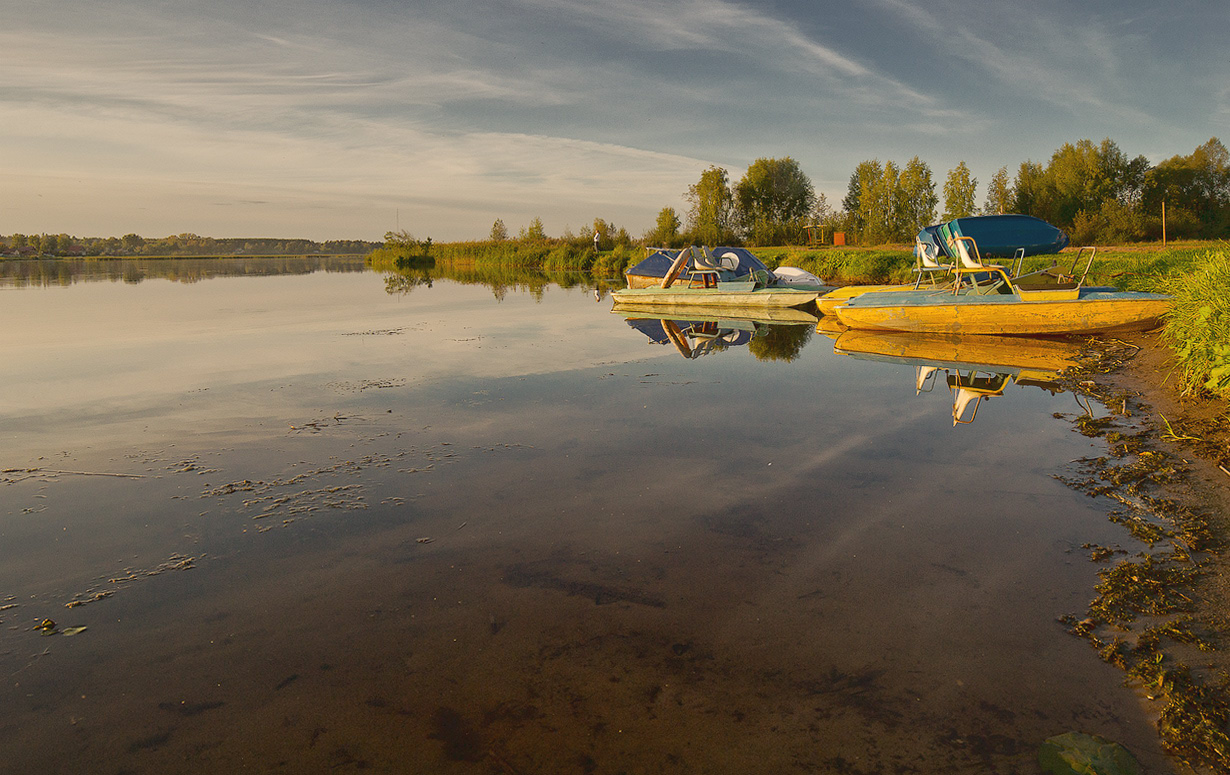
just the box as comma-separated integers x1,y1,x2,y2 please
833,330,1083,425
614,303,818,361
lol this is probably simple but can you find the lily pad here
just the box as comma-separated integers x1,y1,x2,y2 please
1039,732,1141,775
61,626,88,636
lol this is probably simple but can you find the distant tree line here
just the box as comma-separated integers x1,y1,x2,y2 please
477,137,1228,254
654,136,1230,247
10,137,1227,256
0,232,378,257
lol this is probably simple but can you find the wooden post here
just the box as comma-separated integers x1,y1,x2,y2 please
1162,200,1167,247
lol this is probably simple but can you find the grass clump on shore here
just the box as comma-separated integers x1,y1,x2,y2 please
753,247,915,284
1160,247,1230,399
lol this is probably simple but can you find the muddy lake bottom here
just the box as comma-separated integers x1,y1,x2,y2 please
0,258,1182,772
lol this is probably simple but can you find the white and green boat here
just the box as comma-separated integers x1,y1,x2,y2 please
613,246,829,309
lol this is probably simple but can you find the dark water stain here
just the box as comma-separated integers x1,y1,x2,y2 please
127,729,172,753
274,673,300,690
158,700,225,717
329,745,372,770
482,701,541,726
503,563,665,608
430,706,485,762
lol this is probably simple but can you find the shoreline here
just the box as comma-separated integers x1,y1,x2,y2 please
1070,330,1230,772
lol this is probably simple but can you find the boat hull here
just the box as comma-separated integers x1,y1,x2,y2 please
612,287,820,309
833,289,1170,335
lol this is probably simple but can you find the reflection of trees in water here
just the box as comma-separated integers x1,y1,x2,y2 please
0,256,368,287
384,270,433,296
748,324,813,362
378,260,593,301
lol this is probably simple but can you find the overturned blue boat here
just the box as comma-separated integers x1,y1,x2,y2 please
914,214,1070,264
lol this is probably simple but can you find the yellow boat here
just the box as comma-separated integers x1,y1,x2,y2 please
833,284,1170,335
817,284,904,316
833,240,1170,335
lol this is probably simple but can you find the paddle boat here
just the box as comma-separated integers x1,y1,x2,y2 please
832,236,1170,335
817,214,1074,316
613,246,829,309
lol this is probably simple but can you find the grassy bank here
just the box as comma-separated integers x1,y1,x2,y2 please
1159,247,1230,399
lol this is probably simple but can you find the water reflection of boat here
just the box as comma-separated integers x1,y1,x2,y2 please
612,302,818,325
833,330,1081,425
619,306,818,360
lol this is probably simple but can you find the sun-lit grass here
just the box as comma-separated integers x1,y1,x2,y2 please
1159,247,1230,398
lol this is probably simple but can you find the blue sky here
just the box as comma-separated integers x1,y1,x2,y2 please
3,0,1227,241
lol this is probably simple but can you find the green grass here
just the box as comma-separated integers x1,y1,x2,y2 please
753,246,915,284
1159,247,1230,398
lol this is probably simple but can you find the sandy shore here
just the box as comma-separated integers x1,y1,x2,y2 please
1083,330,1230,773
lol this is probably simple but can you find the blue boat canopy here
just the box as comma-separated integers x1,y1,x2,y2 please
915,215,1069,261
626,247,769,281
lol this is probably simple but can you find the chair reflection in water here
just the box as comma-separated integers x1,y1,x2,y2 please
914,366,1010,426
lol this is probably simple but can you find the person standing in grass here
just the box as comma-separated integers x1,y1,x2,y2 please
593,229,600,252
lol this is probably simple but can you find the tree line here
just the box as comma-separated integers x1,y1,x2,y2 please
0,232,378,257
668,136,1229,247
7,137,1226,256
479,136,1227,252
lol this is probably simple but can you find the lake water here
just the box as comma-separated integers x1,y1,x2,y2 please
0,258,1175,773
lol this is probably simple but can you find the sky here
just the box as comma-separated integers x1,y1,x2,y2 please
3,0,1228,242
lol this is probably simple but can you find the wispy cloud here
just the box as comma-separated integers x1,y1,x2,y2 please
866,0,1154,123
1,0,1224,239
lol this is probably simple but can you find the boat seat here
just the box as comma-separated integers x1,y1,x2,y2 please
913,238,953,288
951,237,1001,271
691,248,722,271
916,239,951,271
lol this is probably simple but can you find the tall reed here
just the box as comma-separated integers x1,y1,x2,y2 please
1160,247,1230,398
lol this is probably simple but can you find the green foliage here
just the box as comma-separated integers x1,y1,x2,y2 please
942,161,978,220
896,157,937,239
983,166,1012,215
1143,138,1230,236
754,247,915,284
592,244,637,277
686,165,737,245
845,159,884,243
842,158,936,245
1161,248,1230,398
645,207,682,248
733,157,815,246
489,219,509,241
519,217,548,241
1,231,376,258
366,230,435,271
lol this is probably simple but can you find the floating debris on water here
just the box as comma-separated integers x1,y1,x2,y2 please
65,554,197,609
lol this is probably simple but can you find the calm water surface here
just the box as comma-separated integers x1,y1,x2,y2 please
1,258,1174,773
